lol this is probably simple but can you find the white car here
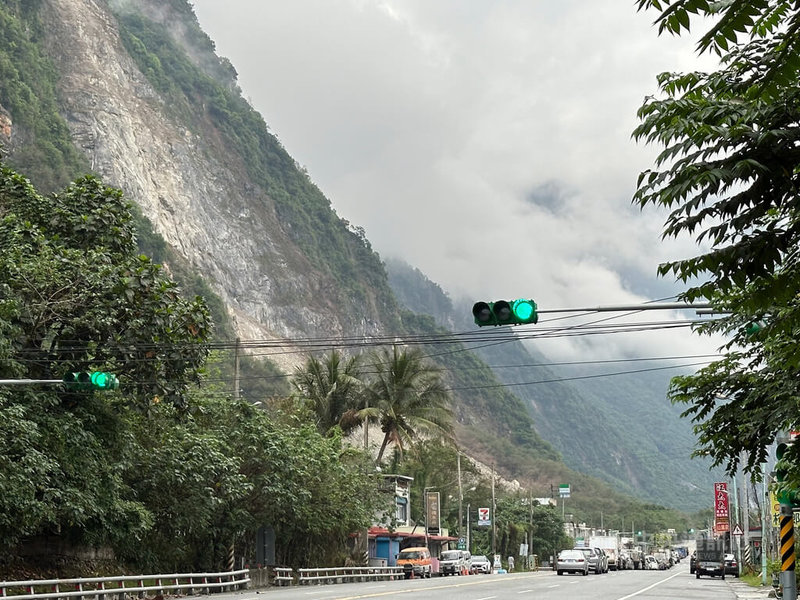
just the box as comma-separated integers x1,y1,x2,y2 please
644,555,659,570
470,554,492,574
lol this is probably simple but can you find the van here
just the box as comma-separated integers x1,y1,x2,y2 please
439,549,465,576
397,547,432,578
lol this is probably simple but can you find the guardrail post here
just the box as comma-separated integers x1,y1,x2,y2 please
96,580,104,600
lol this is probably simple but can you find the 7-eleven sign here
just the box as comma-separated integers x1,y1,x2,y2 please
478,507,491,526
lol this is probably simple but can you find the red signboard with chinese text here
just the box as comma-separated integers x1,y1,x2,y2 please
714,482,730,533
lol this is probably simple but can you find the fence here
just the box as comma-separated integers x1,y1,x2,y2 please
0,569,250,600
296,566,404,585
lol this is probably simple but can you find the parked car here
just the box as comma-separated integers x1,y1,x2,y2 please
574,547,604,574
594,547,609,573
644,555,660,570
439,549,465,576
396,547,432,579
557,549,589,576
724,553,739,577
470,554,492,574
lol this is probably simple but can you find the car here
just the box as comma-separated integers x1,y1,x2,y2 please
439,549,466,576
724,553,739,577
574,547,604,574
644,555,660,570
557,549,589,576
594,547,609,573
470,554,492,574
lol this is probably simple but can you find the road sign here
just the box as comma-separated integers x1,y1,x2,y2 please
732,524,743,536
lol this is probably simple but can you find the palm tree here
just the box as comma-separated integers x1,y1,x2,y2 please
291,350,365,435
363,346,454,464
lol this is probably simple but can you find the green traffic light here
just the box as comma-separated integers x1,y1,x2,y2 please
90,371,119,390
511,299,538,324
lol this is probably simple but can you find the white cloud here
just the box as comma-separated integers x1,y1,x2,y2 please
191,0,723,360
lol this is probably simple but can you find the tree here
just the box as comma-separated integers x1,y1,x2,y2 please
633,1,800,476
0,163,211,553
363,346,454,464
0,167,212,411
291,350,365,435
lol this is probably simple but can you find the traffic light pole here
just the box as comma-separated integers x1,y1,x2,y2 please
0,379,64,385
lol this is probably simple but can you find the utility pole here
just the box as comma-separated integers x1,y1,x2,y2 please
458,451,463,540
492,465,497,558
741,452,750,575
233,337,241,401
762,462,769,585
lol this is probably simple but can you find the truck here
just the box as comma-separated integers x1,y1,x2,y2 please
695,538,725,579
589,535,621,570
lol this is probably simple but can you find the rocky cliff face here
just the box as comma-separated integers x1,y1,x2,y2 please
30,0,390,369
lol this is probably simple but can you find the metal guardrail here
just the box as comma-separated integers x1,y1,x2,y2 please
0,569,250,600
296,566,403,585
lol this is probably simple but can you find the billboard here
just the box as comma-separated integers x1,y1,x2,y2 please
426,491,440,535
714,482,729,533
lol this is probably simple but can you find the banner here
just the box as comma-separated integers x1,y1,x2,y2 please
714,482,729,533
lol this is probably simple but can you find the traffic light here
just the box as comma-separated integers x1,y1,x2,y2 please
63,371,119,391
472,299,538,327
775,438,799,506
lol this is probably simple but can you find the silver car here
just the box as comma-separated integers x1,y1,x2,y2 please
574,547,604,574
557,549,589,576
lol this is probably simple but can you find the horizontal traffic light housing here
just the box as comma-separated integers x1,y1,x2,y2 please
63,371,119,391
472,299,538,327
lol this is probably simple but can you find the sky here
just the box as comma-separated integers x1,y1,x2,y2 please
190,0,723,360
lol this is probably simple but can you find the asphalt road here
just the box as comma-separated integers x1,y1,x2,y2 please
204,562,759,600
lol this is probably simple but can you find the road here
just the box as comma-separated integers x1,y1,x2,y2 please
208,563,750,600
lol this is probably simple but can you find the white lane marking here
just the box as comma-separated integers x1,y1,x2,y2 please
516,590,534,594
615,570,684,600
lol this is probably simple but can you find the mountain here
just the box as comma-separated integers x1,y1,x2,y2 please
0,0,715,519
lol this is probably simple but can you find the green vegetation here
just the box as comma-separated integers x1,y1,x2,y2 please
0,162,385,572
634,1,800,484
0,2,89,192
